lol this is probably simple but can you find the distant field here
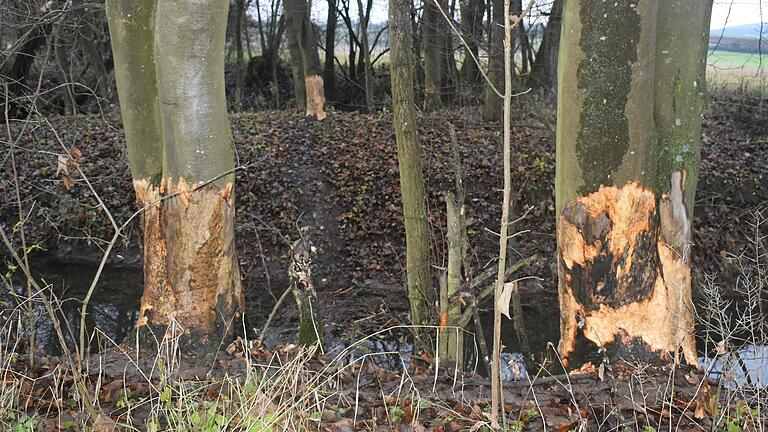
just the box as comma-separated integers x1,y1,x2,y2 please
707,49,767,91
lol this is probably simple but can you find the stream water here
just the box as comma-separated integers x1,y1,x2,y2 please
4,258,142,355
4,260,767,386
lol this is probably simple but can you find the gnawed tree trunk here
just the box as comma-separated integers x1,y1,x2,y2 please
555,0,700,367
105,0,167,330
285,0,326,119
108,0,244,349
389,0,433,336
439,192,464,368
289,238,322,345
421,0,446,111
654,0,711,235
529,0,561,92
153,0,243,346
652,0,712,362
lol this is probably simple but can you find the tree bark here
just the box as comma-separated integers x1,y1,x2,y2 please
152,0,243,347
285,0,326,119
285,0,307,109
442,0,459,104
652,0,712,363
234,0,246,110
530,0,562,92
421,0,445,111
515,0,530,75
356,0,374,111
73,0,112,100
388,0,433,335
105,0,167,333
481,0,506,121
109,0,243,348
324,0,338,101
555,0,701,367
439,193,464,368
459,0,484,90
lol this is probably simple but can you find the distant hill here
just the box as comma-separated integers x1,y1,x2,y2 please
710,23,766,40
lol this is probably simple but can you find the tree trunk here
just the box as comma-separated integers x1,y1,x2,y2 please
73,0,112,100
324,0,338,101
105,0,168,338
555,0,701,367
459,0,484,90
299,3,326,119
285,0,307,109
439,193,463,368
152,0,243,347
517,15,530,74
421,0,445,111
53,24,78,115
2,22,52,117
356,0,374,111
109,0,244,348
285,0,326,119
441,0,459,105
652,0,713,362
481,0,505,121
234,0,246,110
530,0,562,92
388,0,433,335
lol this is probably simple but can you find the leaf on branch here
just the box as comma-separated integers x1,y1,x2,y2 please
497,281,517,319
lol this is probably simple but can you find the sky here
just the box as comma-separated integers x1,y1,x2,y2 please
307,0,767,29
711,0,767,29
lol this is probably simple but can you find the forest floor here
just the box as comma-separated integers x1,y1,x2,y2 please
1,92,767,430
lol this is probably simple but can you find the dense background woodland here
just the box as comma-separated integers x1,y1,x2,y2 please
1,0,767,430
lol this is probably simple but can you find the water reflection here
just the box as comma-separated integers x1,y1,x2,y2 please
3,259,143,354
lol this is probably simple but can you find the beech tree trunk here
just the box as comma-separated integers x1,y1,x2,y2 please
285,0,326,119
106,0,167,331
555,0,709,367
652,0,713,362
107,0,243,349
388,0,433,333
530,0,562,92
